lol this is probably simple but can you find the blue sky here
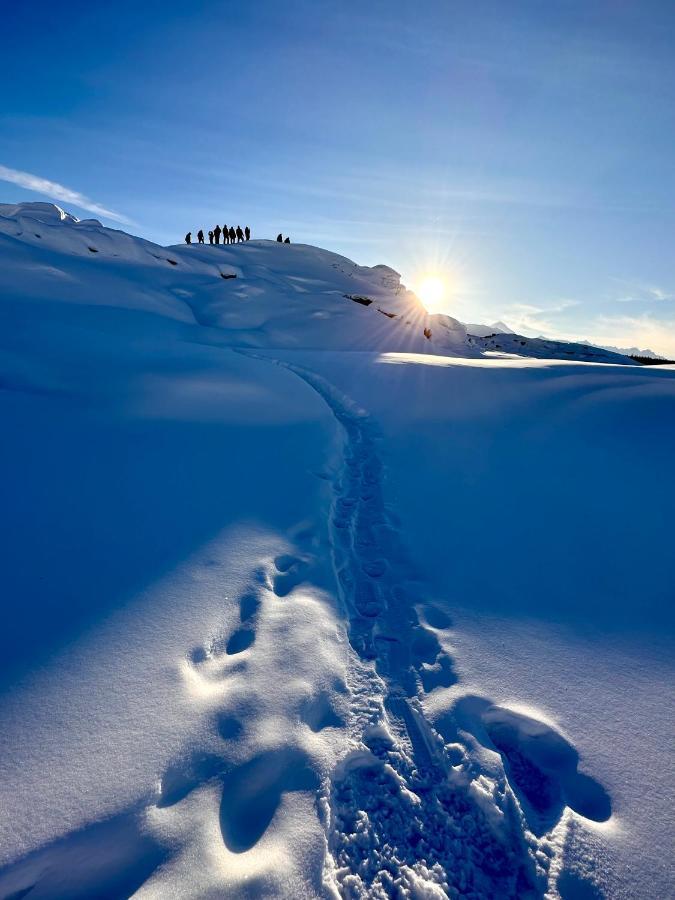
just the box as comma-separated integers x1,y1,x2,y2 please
1,0,674,354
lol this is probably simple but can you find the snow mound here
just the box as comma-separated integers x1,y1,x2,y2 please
0,201,82,224
0,202,468,354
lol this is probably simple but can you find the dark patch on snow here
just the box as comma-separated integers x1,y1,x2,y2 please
345,294,373,306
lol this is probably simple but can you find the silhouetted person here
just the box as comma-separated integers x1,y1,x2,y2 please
208,230,214,245
185,232,192,245
236,225,244,243
276,233,283,242
284,236,290,244
223,225,229,245
229,226,236,243
244,225,250,241
214,225,222,245
197,230,204,244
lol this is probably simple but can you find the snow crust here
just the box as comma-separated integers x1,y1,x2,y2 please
0,203,673,899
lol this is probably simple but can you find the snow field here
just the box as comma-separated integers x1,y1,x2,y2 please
1,203,673,898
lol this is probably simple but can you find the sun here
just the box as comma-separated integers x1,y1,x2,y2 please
417,276,447,313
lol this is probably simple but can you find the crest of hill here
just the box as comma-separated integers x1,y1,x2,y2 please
0,202,468,354
0,203,638,364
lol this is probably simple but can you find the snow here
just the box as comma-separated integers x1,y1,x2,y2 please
466,320,516,337
0,202,673,899
467,331,639,365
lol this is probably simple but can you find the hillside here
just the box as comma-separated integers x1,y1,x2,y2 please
0,203,673,900
1,202,636,365
0,202,469,355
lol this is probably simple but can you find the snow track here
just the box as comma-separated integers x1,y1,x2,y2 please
272,360,558,898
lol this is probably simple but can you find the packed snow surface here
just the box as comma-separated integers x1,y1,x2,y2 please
0,203,673,899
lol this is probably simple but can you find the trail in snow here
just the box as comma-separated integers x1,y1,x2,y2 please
274,358,611,899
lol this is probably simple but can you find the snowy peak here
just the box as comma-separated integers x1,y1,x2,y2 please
466,320,516,337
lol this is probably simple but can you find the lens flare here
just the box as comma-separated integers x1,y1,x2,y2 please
417,276,447,313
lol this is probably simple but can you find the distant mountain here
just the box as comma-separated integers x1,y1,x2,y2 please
466,323,664,361
467,331,639,365
577,340,664,360
466,320,515,337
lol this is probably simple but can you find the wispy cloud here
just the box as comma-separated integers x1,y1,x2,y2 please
0,164,132,225
612,278,674,304
499,299,580,336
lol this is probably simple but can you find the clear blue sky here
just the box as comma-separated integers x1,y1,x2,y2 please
1,1,674,354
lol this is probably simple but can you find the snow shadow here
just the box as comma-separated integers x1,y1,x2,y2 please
0,308,331,686
0,810,168,900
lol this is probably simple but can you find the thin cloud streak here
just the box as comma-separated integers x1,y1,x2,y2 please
0,164,132,225
611,277,674,304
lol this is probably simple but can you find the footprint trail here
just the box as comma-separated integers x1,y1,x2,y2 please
273,358,611,898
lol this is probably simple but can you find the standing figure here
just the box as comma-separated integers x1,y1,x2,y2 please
229,226,236,244
197,230,204,244
208,230,214,245
214,224,222,245
236,225,244,243
223,225,229,245
244,225,250,241
185,232,192,245
276,233,283,242
284,236,290,244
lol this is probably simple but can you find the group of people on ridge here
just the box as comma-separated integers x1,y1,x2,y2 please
184,226,292,246
185,224,250,245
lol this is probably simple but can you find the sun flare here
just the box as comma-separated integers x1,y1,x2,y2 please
417,276,447,313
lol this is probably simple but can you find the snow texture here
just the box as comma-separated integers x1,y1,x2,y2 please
0,203,673,899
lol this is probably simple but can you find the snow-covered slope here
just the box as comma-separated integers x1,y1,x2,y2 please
0,202,468,355
1,203,673,900
467,329,638,365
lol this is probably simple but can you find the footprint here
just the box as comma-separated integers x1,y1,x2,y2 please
217,714,243,741
219,748,319,853
226,627,256,655
189,645,208,665
272,556,308,597
410,625,440,665
353,580,382,618
421,605,452,630
239,591,260,623
301,692,345,732
274,554,301,573
482,706,611,833
362,558,387,578
419,655,457,693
